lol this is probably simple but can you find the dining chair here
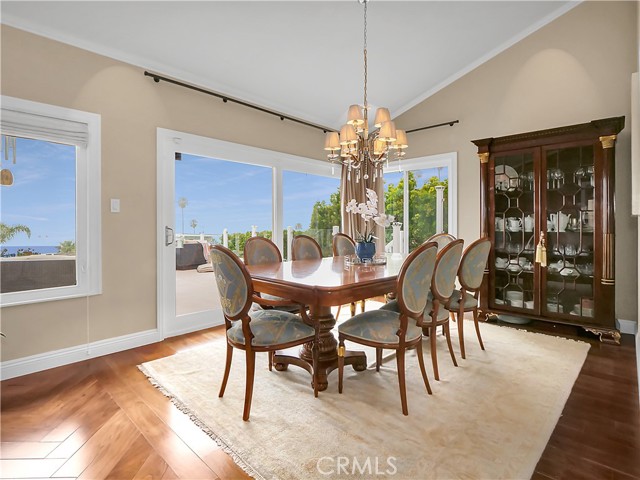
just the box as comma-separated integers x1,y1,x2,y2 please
244,237,301,313
424,239,464,381
337,241,438,416
446,237,491,359
292,234,323,261
211,245,319,421
332,233,364,317
426,232,457,251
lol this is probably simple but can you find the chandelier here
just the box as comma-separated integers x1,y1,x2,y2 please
323,0,407,182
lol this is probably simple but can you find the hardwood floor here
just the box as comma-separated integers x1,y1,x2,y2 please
1,322,638,479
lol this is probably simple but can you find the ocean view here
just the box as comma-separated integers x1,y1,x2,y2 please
0,245,59,256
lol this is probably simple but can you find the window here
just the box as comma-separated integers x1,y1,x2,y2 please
384,153,457,252
0,96,101,306
283,171,341,258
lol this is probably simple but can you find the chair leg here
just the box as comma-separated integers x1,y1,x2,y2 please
396,347,408,416
376,347,382,372
338,337,345,394
444,322,458,367
458,308,466,360
268,351,274,371
350,302,356,317
416,340,432,395
243,348,256,421
313,331,320,398
473,308,485,350
360,300,366,313
219,342,233,397
336,304,342,319
430,325,439,381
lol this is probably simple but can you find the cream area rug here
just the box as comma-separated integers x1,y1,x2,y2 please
139,322,589,480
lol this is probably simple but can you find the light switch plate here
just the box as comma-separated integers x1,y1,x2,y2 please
110,198,120,213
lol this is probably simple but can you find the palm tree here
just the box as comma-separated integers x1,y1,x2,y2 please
57,240,76,255
0,223,31,244
178,197,188,235
190,219,198,234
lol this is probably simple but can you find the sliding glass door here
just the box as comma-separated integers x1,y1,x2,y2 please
384,153,457,253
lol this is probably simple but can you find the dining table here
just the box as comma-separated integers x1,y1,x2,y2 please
246,254,406,392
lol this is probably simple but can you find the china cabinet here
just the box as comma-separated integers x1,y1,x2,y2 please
473,117,625,343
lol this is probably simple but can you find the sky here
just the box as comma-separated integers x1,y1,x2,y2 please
175,154,340,237
0,137,76,247
0,140,447,247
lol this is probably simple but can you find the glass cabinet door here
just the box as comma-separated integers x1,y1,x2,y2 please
491,152,536,313
543,146,595,319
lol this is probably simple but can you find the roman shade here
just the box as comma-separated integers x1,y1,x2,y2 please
1,108,89,147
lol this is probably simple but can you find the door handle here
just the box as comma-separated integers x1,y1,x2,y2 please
165,226,174,246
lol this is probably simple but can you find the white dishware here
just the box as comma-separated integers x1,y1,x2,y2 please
547,303,563,313
495,257,508,268
510,299,524,308
582,307,594,317
495,217,504,231
505,291,524,302
507,217,522,232
508,264,521,272
524,300,534,309
518,256,527,267
524,215,534,232
558,212,570,232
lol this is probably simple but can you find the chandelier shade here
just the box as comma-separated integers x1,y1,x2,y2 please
323,0,407,182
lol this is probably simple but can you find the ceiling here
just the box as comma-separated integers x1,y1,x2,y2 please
1,1,578,130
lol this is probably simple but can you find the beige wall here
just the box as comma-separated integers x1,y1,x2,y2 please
0,24,327,361
396,1,638,325
1,0,637,363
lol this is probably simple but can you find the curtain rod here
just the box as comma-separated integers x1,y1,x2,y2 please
144,70,459,136
144,71,335,133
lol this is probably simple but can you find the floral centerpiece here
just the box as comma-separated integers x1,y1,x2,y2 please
345,188,394,260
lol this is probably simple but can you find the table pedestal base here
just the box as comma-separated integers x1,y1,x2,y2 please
272,304,367,391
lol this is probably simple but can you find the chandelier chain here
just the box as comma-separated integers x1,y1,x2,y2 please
363,0,367,109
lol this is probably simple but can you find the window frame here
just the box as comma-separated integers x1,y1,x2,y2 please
0,96,102,307
384,152,458,252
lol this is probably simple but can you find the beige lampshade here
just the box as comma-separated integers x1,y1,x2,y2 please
324,132,340,151
373,139,387,156
378,120,397,142
347,105,364,126
393,129,408,149
374,108,391,128
339,124,358,145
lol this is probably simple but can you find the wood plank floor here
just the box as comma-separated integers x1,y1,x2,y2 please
1,321,638,479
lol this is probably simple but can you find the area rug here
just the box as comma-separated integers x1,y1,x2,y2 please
139,323,590,480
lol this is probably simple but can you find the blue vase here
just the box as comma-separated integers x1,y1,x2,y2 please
355,241,376,261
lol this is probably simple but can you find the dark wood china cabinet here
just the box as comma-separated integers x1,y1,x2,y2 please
473,117,625,344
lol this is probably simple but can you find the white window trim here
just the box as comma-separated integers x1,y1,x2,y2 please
385,152,458,252
159,129,339,253
0,96,102,307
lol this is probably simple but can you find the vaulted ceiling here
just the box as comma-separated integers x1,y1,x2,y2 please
1,1,577,129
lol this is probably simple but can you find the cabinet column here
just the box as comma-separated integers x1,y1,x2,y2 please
599,134,617,286
478,152,489,237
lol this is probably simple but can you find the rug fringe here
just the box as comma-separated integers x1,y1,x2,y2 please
137,365,266,480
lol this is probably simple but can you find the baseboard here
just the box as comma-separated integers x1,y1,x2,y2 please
0,328,162,381
165,310,224,339
617,318,638,335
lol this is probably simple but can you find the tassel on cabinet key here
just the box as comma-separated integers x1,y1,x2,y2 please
535,232,547,267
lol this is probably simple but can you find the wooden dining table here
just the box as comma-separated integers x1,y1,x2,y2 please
246,254,405,391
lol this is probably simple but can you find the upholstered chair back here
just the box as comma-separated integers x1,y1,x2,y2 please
431,239,464,304
397,242,438,317
459,237,491,291
244,236,282,266
426,233,457,251
210,245,252,319
292,235,323,261
332,233,356,257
